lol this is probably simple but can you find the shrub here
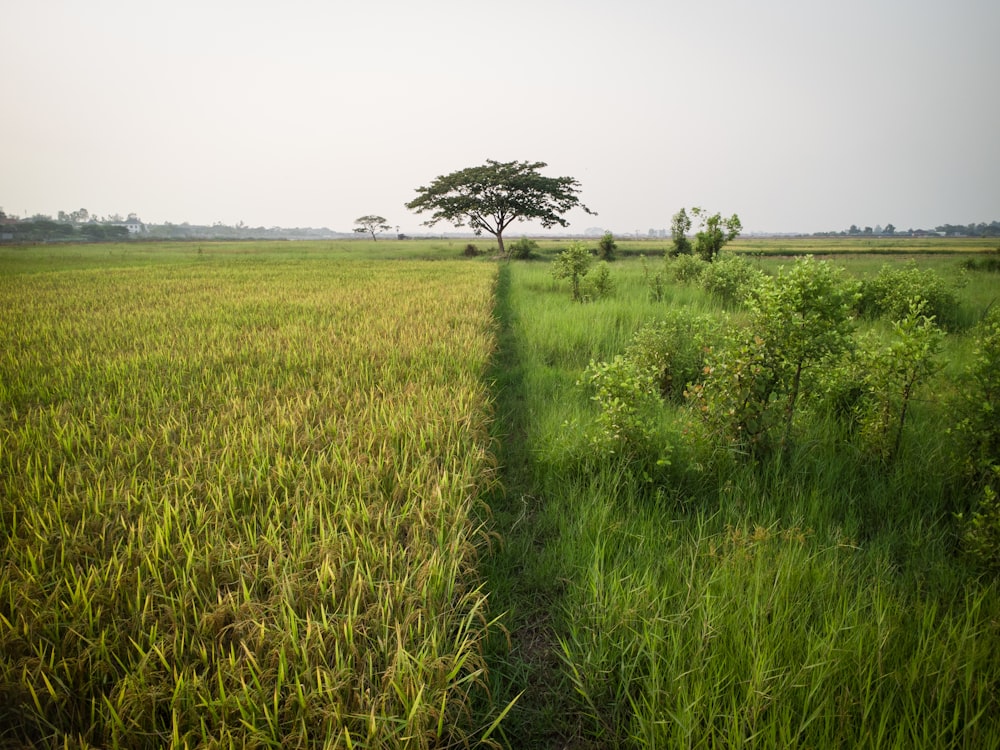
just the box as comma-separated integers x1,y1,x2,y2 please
851,300,944,464
685,330,783,457
856,262,962,330
686,258,860,457
580,355,669,465
582,261,613,301
960,248,1000,273
954,307,1000,480
958,469,1000,575
597,231,617,261
698,254,766,309
508,237,540,260
463,243,481,256
953,307,1000,573
667,253,706,285
624,312,719,402
748,257,860,448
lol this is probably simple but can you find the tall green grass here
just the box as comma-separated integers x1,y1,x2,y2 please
484,256,1000,747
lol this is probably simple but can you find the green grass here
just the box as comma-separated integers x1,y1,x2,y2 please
482,253,1000,747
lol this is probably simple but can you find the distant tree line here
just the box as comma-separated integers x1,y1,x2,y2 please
0,216,130,243
813,221,1000,238
0,208,351,243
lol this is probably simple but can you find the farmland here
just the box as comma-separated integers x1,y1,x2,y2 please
0,244,501,747
2,237,1000,748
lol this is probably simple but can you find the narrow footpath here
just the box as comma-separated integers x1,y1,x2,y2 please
478,264,594,748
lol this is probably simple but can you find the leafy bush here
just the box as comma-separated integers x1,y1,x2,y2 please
958,469,1000,575
582,261,614,301
597,231,617,261
960,248,1000,273
857,262,962,329
508,237,540,260
624,312,719,402
687,258,860,457
463,243,482,256
748,258,860,447
851,300,944,463
698,254,766,309
667,253,706,285
954,307,1000,479
685,330,783,457
953,308,1000,573
580,355,669,464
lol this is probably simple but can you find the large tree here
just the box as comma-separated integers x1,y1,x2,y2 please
405,159,594,258
353,215,391,241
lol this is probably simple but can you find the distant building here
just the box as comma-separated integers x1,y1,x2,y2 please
118,215,145,235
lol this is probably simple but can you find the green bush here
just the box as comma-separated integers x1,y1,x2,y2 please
685,329,782,457
748,257,860,448
508,237,540,260
698,254,766,309
687,258,860,457
952,307,1000,480
954,308,1000,573
624,312,719,402
582,261,613,301
597,231,617,261
958,469,1000,575
667,253,706,285
580,355,669,465
857,262,962,329
851,300,944,464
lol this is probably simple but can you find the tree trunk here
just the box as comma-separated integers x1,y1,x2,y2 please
496,233,506,258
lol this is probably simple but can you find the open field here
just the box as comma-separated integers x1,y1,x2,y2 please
0,247,502,747
2,238,1000,748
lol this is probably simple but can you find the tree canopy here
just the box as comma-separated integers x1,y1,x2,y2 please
405,160,594,257
353,215,391,241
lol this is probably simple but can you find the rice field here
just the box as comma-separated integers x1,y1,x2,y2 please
0,249,503,747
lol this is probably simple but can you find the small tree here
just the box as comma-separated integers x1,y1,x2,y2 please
670,208,692,256
353,215,391,241
551,242,593,302
748,257,860,450
854,300,944,463
597,231,617,261
691,207,742,262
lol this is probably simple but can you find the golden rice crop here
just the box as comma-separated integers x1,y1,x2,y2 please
0,257,502,748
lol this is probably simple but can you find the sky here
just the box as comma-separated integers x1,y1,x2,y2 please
3,0,998,235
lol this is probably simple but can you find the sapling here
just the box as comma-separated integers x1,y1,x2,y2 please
551,242,594,302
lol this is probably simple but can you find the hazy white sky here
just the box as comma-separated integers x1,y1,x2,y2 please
3,0,998,234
